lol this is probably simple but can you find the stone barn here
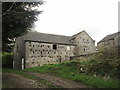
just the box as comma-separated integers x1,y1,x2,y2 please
97,32,120,55
14,30,96,69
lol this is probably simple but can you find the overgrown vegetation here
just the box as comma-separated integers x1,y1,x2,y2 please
25,59,119,88
2,52,119,88
2,52,13,68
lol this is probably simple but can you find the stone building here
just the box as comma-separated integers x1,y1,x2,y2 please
14,30,96,69
97,32,120,54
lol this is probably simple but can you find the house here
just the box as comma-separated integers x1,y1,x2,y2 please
14,30,96,70
97,32,120,53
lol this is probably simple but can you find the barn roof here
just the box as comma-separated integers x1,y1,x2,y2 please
98,32,120,43
22,32,74,45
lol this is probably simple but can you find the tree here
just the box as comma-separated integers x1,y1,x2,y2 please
2,2,44,52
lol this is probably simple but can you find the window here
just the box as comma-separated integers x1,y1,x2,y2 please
53,44,57,49
33,51,34,54
83,39,85,42
16,45,18,52
41,45,44,47
84,46,89,52
67,46,70,50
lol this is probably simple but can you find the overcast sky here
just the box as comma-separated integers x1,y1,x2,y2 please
34,0,119,46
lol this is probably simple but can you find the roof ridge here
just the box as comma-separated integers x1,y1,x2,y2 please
28,31,71,37
98,31,119,43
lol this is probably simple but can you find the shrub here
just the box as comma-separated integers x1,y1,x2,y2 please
77,53,119,79
2,52,13,68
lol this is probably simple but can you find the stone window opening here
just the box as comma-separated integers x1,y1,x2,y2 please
33,45,34,47
67,46,70,50
33,51,34,54
84,46,89,52
83,39,85,42
41,45,44,47
53,44,57,49
16,45,18,52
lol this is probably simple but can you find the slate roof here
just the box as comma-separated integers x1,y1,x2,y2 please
98,32,120,43
22,32,74,45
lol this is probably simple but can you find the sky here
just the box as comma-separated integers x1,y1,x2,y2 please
34,0,119,46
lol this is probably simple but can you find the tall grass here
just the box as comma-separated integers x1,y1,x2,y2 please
25,61,119,88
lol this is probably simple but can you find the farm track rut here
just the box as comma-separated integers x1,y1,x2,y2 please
2,72,93,88
27,72,92,88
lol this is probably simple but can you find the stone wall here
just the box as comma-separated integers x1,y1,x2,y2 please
70,53,96,62
25,41,75,68
97,40,115,52
14,37,25,70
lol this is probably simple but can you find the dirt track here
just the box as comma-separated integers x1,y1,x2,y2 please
27,72,92,88
2,72,92,88
2,73,45,88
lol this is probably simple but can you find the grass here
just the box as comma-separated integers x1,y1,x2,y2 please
25,61,119,88
3,68,37,79
3,68,59,88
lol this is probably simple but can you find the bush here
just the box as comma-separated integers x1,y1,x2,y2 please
77,53,119,80
2,52,13,68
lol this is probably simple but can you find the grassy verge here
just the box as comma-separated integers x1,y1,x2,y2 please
2,68,59,88
25,61,119,88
